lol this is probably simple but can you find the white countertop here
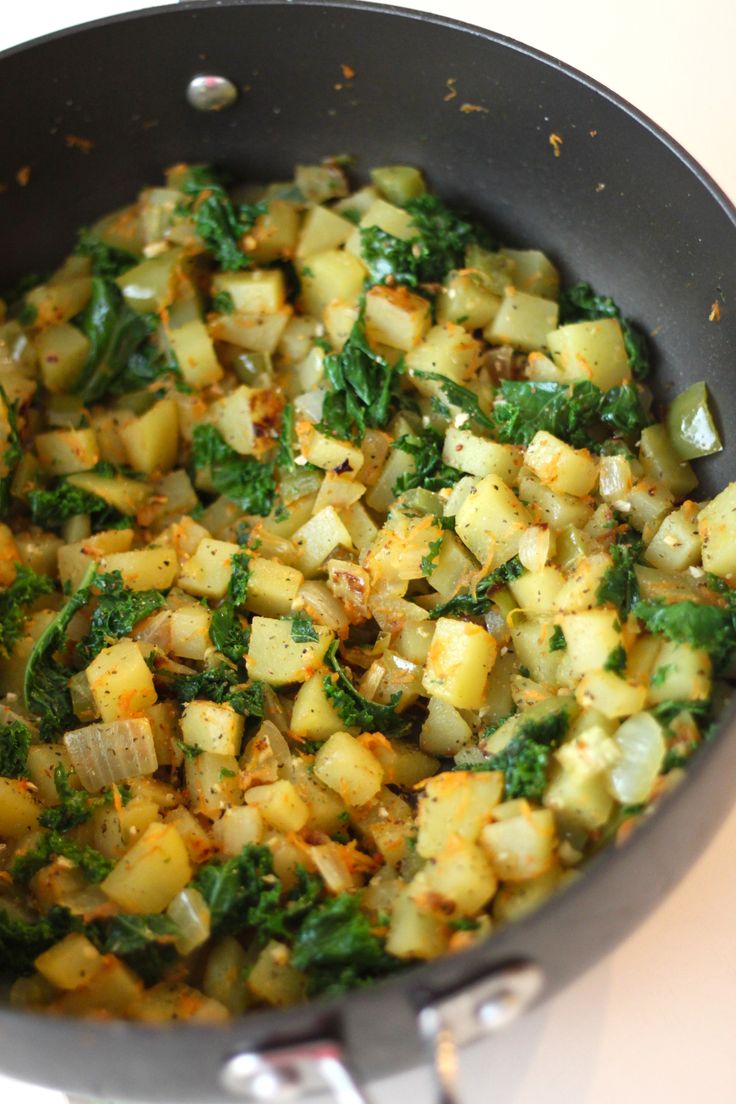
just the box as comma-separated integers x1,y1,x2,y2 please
2,3,735,1103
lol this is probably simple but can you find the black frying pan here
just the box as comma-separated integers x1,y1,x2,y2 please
1,3,735,1101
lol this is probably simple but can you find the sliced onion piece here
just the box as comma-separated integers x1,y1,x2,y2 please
608,712,666,804
518,525,553,573
68,671,98,723
296,580,350,635
64,718,158,792
167,887,211,954
599,455,633,504
308,842,356,894
294,388,326,424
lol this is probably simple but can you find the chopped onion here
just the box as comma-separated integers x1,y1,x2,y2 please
134,609,173,650
262,687,291,736
167,887,211,955
599,455,633,504
258,719,294,779
64,718,158,792
483,607,508,641
68,671,98,724
608,713,666,804
294,388,326,424
518,525,553,573
308,842,356,894
296,581,350,635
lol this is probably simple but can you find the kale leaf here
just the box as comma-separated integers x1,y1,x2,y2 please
23,562,96,739
318,309,400,442
291,892,400,996
548,625,567,652
193,844,280,935
103,914,179,986
603,645,628,674
28,479,123,531
391,429,462,494
209,551,251,661
492,379,650,448
323,642,408,734
0,720,33,778
0,905,79,978
76,570,165,663
73,278,160,403
289,611,319,644
38,765,107,832
192,425,277,516
476,706,571,800
633,599,736,669
596,538,643,617
74,230,138,278
559,281,651,380
428,556,524,620
180,170,266,270
0,564,55,656
12,830,113,885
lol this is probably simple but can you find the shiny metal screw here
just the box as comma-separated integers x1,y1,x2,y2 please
220,1053,302,1101
186,74,238,112
475,961,544,1032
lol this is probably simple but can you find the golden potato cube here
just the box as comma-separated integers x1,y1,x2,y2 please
647,641,711,705
699,481,736,577
416,771,503,858
35,427,99,476
251,200,300,264
0,777,39,837
314,731,384,806
436,270,501,329
245,780,310,832
101,547,178,591
67,471,151,516
35,933,102,990
290,673,345,742
292,507,354,578
177,537,241,599
212,806,264,856
296,206,354,258
120,398,179,475
386,886,449,960
27,276,92,329
455,474,530,566
92,797,160,859
169,603,212,660
546,317,630,390
26,743,71,806
101,822,191,914
645,502,701,572
442,427,521,483
86,638,157,723
525,431,598,498
297,422,364,477
180,700,244,757
485,289,559,352
185,751,242,819
58,527,134,590
246,616,333,686
501,248,560,299
167,318,223,390
212,269,286,314
412,840,497,916
345,197,415,256
247,940,305,1007
34,323,90,392
364,285,431,352
405,322,482,397
210,385,282,457
242,557,303,618
300,249,367,318
50,957,141,1017
560,609,622,681
509,566,565,614
420,696,473,757
575,669,648,718
480,809,556,881
423,618,497,710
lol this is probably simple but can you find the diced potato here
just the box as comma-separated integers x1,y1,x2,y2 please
33,323,90,392
436,270,501,330
423,618,497,710
297,422,364,477
101,822,191,913
519,470,594,530
300,249,367,318
120,399,179,475
212,269,286,314
627,479,675,540
35,934,102,991
481,808,556,882
202,936,250,1015
210,385,282,457
364,285,431,352
525,431,598,498
455,474,530,566
50,957,141,1017
245,779,310,832
560,609,622,681
185,751,242,819
644,502,701,571
544,725,619,830
180,701,244,756
164,806,214,865
406,323,482,396
177,537,240,599
699,481,736,577
509,566,565,614
314,731,384,806
290,673,345,742
639,423,697,497
647,641,711,705
250,200,300,264
386,886,449,960
27,277,92,329
575,669,648,718
417,771,503,858
313,472,366,514
554,554,612,612
243,557,303,617
92,797,160,859
246,616,333,686
169,604,211,660
58,527,135,590
485,289,559,352
167,318,223,390
370,165,426,205
35,427,99,476
247,940,305,1007
411,840,497,916
345,197,415,255
212,806,264,856
86,639,157,723
67,471,151,516
292,507,354,577
443,427,522,484
101,547,178,591
0,777,39,837
546,318,629,390
26,744,71,806
501,248,560,299
296,206,354,258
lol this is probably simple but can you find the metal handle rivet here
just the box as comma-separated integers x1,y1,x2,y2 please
220,1054,301,1102
186,74,238,112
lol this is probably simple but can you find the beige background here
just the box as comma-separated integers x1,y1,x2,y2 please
1,2,735,1102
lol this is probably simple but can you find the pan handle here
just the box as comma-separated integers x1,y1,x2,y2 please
417,960,544,1104
219,1039,371,1104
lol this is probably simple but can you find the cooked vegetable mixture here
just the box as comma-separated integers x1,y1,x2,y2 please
0,158,730,1020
